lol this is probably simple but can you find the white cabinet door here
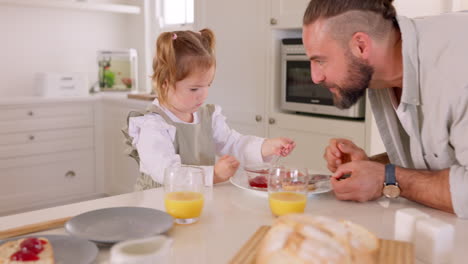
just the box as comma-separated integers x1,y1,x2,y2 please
102,100,147,195
0,149,95,213
452,0,468,11
201,0,267,137
270,0,309,28
268,113,366,172
394,0,452,17
0,101,98,214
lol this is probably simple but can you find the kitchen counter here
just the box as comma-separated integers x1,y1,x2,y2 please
1,183,467,263
0,95,101,106
0,93,153,107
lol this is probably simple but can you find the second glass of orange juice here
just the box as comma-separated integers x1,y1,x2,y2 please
268,166,309,216
164,166,205,224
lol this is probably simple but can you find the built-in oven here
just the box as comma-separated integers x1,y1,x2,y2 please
280,38,365,119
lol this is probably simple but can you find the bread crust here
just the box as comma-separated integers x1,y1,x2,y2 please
0,237,54,264
256,214,379,264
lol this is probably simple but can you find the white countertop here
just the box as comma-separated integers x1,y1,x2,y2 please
1,183,467,264
0,93,152,107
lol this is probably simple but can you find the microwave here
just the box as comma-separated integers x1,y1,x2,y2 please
280,38,365,119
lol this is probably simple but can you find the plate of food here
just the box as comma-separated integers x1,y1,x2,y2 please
230,165,332,197
0,235,98,264
65,207,173,244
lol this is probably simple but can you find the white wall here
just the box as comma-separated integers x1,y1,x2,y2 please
0,5,143,97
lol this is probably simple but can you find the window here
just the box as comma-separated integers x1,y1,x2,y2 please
159,0,194,28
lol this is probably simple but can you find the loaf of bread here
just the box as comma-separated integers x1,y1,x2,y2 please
256,214,379,264
0,237,54,264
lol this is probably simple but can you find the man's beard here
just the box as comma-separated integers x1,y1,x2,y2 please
322,53,374,109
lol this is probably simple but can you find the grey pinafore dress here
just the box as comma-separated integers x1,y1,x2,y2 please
131,104,216,190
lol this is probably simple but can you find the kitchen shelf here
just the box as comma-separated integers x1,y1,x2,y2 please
0,0,141,15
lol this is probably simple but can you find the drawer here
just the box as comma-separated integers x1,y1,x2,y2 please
0,116,93,134
0,103,94,134
0,128,94,159
0,103,93,121
0,150,95,209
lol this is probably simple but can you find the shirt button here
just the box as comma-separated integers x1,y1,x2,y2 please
434,153,438,158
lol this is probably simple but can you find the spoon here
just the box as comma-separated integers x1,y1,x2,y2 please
272,155,282,166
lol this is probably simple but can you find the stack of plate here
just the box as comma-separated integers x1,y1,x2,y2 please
0,207,173,264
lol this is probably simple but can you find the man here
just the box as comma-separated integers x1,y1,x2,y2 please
302,0,468,217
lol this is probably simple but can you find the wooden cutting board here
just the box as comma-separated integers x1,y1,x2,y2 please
0,217,72,239
229,226,414,264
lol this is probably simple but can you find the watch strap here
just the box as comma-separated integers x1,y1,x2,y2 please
385,163,396,185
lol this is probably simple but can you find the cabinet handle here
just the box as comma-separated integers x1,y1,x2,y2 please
270,18,278,25
27,111,34,116
65,170,76,178
255,115,262,122
28,135,35,141
268,118,276,125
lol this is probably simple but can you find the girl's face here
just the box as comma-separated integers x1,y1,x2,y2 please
166,66,215,119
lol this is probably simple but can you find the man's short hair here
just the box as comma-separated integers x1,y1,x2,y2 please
303,0,397,25
303,0,398,44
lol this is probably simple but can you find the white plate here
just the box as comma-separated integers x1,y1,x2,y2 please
229,171,332,197
65,207,173,244
0,235,98,264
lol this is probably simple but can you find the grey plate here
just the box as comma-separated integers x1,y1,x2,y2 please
65,207,173,244
0,235,98,264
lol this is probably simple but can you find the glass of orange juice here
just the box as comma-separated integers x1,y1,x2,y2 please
268,166,309,216
164,166,204,224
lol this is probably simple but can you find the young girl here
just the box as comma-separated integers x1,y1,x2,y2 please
128,28,295,190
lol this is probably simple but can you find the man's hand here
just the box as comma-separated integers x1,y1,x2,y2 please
324,138,369,172
214,155,239,183
331,160,385,202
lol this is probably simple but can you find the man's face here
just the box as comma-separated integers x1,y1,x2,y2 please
302,21,374,109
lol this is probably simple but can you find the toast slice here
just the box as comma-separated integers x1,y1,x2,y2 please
0,237,54,264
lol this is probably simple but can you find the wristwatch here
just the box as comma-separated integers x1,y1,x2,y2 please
382,164,400,198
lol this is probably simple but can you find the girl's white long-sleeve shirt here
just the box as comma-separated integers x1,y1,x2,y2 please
128,99,266,186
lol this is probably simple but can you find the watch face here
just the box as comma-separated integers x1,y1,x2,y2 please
383,185,400,198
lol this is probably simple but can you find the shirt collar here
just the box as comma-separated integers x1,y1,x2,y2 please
396,15,421,106
152,97,198,124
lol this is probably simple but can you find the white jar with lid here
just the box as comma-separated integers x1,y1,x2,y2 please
110,235,172,264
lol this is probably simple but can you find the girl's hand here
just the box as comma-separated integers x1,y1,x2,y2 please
261,137,296,158
214,155,240,183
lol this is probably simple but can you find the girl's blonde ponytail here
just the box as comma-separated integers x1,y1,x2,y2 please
152,32,177,104
199,28,216,54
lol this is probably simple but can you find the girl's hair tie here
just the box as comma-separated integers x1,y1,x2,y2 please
172,33,177,40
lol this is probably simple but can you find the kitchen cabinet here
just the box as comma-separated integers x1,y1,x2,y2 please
101,95,149,195
394,0,452,17
268,114,366,171
201,0,268,138
0,94,159,216
452,0,468,11
0,98,102,215
269,0,310,29
269,0,454,27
